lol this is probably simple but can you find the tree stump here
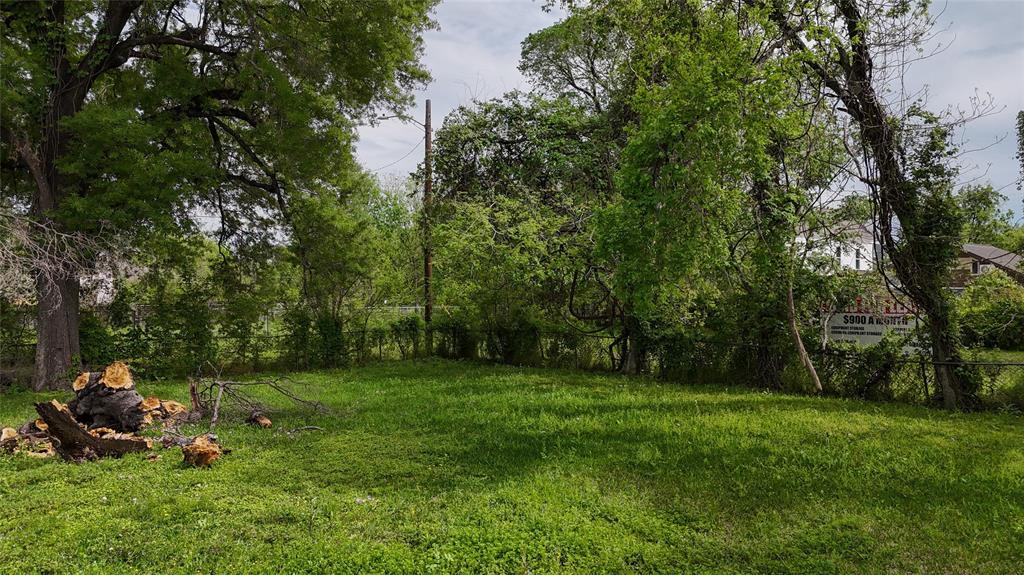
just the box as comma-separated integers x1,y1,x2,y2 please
68,362,149,431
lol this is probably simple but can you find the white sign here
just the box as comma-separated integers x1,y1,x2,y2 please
825,299,919,347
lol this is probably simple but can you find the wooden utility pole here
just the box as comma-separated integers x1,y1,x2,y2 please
423,99,433,355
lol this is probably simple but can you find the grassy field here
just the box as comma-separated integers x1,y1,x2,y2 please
1,361,1022,574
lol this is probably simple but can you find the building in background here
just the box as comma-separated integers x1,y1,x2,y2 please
953,244,1024,288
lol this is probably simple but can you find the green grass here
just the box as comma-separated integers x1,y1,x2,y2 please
1,360,1022,574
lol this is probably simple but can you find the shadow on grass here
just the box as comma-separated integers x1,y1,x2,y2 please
222,362,1022,533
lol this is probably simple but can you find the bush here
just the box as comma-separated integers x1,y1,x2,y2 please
314,315,348,367
484,316,540,365
281,306,314,370
390,315,423,359
988,370,1024,414
432,316,477,360
79,311,117,368
959,270,1024,350
367,326,390,361
817,338,906,401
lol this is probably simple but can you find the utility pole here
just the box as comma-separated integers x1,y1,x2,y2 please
423,99,433,355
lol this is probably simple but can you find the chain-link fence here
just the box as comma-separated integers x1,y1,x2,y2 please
3,322,1021,412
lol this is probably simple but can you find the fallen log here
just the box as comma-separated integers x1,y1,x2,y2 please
0,362,235,465
35,399,152,462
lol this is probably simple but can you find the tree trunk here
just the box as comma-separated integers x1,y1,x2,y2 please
786,276,822,393
30,51,83,390
35,399,152,462
925,307,965,409
32,275,81,390
23,1,145,391
757,0,971,408
619,314,642,375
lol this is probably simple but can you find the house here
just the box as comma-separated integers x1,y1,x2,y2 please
953,243,1024,287
797,221,880,272
832,222,880,272
805,222,1024,287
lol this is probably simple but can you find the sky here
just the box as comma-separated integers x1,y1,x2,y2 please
355,0,1024,212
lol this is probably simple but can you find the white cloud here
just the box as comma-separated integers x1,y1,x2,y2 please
355,0,561,176
905,0,1024,212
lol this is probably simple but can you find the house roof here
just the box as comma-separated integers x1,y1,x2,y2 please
962,243,1023,277
798,220,875,243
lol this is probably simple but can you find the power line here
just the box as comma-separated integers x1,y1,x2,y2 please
370,136,425,173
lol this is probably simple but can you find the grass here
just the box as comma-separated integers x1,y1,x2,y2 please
1,360,1022,574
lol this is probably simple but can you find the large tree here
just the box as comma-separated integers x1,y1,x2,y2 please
749,0,976,408
1,0,435,389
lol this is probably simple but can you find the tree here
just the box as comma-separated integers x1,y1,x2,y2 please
957,184,1013,245
432,92,629,365
1,0,436,389
752,0,978,409
1017,110,1023,191
959,270,1024,351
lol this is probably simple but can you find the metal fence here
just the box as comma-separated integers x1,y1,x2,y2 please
3,328,1021,411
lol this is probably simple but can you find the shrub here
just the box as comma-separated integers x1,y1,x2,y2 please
484,316,540,366
314,315,348,367
367,326,390,360
281,306,314,370
989,370,1024,414
390,315,423,359
432,316,477,360
817,338,907,401
78,311,117,368
959,270,1024,350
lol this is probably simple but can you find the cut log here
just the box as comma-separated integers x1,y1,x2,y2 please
247,412,272,429
68,362,147,432
182,434,222,467
99,361,133,389
2,363,197,463
35,400,151,462
0,427,16,453
160,400,187,416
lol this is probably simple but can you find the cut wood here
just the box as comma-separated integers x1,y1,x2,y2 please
0,362,222,465
68,362,148,432
182,434,222,467
35,399,151,462
2,419,53,457
247,412,272,428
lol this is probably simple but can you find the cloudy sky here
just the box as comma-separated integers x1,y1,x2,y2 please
355,0,1024,211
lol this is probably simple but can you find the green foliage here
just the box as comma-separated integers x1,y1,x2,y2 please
817,338,909,401
484,313,542,366
433,196,563,334
959,270,1024,350
1,362,1022,573
956,184,1014,245
0,298,31,349
78,311,117,368
431,316,478,360
390,315,423,360
280,305,315,371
